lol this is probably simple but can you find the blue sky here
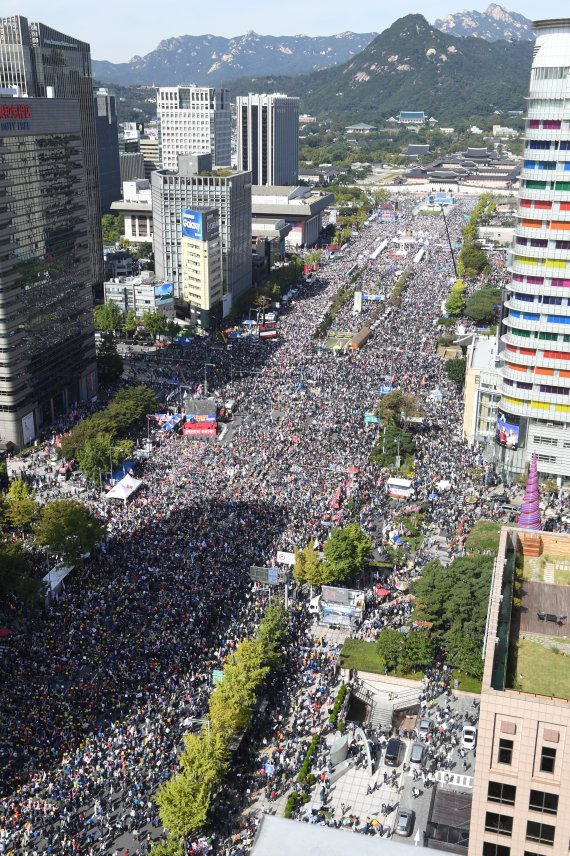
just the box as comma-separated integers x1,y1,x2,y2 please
9,1,569,62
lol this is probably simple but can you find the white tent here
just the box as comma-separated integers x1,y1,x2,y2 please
105,475,143,503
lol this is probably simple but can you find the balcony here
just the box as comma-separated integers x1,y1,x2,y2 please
518,186,570,202
499,378,570,407
509,261,570,279
511,244,570,262
502,334,570,357
506,281,570,299
503,314,570,334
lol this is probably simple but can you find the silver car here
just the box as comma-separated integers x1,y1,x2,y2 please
396,808,414,837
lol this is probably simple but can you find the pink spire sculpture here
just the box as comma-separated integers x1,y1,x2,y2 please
518,453,542,531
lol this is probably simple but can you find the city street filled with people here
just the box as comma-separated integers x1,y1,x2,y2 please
0,192,546,855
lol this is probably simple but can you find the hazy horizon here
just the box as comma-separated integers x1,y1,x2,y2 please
5,1,566,63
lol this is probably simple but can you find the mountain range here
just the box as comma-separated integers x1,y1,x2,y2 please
222,14,533,125
434,3,533,41
92,5,533,88
92,31,378,87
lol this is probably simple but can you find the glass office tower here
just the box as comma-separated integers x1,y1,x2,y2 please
0,15,104,289
0,97,96,446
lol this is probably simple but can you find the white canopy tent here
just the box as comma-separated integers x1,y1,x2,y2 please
105,475,143,503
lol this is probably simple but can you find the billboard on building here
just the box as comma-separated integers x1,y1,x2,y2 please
154,282,174,303
182,208,219,241
22,412,35,446
495,410,520,450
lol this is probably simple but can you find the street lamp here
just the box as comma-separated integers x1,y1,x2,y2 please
204,362,215,397
440,204,458,279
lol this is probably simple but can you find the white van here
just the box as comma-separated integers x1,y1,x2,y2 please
309,594,321,614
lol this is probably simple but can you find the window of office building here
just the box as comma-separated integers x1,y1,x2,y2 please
526,821,555,846
483,844,510,856
488,782,517,805
498,739,514,765
529,791,558,814
540,747,556,774
485,813,513,836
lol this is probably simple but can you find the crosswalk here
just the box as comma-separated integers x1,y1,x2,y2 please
433,770,473,789
404,768,473,789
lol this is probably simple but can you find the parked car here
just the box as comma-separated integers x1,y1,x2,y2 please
396,808,414,837
418,718,434,738
384,737,403,767
462,724,477,750
409,741,425,768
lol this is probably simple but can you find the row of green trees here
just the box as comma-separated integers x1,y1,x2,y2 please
94,305,183,343
457,194,493,278
155,600,289,851
60,386,158,483
293,523,372,588
389,270,411,307
445,278,467,316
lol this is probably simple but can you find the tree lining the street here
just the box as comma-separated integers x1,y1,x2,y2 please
60,386,158,467
156,599,289,844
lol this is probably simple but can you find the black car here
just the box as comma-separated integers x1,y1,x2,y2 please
384,737,403,767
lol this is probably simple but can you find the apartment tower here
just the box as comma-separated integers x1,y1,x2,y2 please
497,19,570,479
236,93,299,186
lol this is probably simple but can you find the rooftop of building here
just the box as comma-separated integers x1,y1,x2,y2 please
251,815,449,856
470,335,497,371
487,528,570,703
534,18,570,28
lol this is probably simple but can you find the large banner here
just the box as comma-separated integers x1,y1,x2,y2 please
495,410,520,450
22,411,35,445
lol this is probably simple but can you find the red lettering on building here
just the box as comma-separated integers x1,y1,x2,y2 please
0,104,32,120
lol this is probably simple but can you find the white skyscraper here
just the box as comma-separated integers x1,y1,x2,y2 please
236,93,299,186
157,85,231,170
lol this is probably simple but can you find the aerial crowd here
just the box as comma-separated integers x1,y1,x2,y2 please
0,193,517,855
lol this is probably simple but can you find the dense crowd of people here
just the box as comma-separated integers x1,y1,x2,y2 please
0,192,536,855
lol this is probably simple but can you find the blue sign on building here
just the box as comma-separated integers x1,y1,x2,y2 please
182,209,205,240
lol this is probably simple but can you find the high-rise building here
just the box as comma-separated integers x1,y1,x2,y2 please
157,85,231,170
152,154,251,318
497,18,570,479
469,524,570,856
94,88,121,214
119,152,145,184
237,93,299,186
0,96,97,446
181,207,223,329
139,136,160,180
0,15,104,287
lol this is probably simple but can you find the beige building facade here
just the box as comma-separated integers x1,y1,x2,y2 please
181,206,222,330
469,527,570,856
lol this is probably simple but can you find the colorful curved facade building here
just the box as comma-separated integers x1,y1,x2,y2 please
499,19,570,478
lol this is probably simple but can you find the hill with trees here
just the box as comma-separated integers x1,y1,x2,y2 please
224,14,532,125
